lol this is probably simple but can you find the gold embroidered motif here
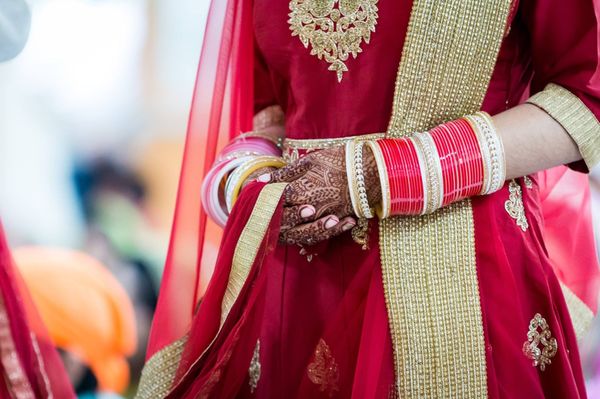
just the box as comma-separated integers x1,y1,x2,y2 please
522,313,558,371
307,339,340,397
524,176,533,189
288,0,379,82
248,340,261,393
505,179,529,231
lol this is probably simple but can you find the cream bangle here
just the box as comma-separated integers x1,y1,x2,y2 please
354,141,374,219
345,140,363,217
413,132,444,214
345,141,374,219
467,112,506,194
365,140,391,219
225,156,286,212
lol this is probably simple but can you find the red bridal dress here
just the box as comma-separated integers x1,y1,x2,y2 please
137,0,600,398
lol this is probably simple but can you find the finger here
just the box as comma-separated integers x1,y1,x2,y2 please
280,204,317,232
269,155,312,183
280,215,356,246
282,176,314,206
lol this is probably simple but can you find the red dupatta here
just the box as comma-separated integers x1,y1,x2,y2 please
145,0,254,366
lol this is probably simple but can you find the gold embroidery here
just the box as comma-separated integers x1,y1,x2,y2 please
222,183,288,323
307,339,340,397
381,0,512,397
522,313,558,371
136,336,187,399
560,284,594,341
138,185,288,399
248,340,261,393
351,217,370,249
288,0,379,82
505,179,529,231
0,297,36,399
527,84,600,169
523,176,533,189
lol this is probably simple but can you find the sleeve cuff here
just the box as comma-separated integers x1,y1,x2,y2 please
527,83,600,170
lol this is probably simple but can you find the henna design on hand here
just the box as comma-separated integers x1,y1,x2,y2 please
270,145,381,246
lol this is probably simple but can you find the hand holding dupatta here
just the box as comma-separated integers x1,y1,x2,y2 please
268,146,381,246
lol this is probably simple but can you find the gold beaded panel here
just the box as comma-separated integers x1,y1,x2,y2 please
380,0,512,397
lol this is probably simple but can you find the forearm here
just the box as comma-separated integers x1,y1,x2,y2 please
494,103,581,179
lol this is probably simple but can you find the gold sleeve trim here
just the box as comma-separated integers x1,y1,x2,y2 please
560,284,595,341
527,83,600,169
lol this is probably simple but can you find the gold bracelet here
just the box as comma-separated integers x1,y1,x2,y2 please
225,156,286,212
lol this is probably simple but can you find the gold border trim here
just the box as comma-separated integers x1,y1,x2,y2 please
381,0,512,396
527,83,600,169
135,337,188,399
560,284,595,341
136,183,287,399
221,183,287,321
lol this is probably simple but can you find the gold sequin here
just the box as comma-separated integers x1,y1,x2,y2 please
0,297,36,399
135,336,187,399
380,0,512,397
505,179,529,231
288,0,379,82
527,84,600,169
307,339,340,397
522,313,558,371
248,340,261,393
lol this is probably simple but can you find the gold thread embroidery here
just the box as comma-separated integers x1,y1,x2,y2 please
380,0,512,397
307,339,340,397
522,313,558,371
527,84,600,169
135,336,187,399
248,340,261,393
523,176,533,189
505,179,529,231
0,297,35,399
222,183,288,323
288,0,379,82
560,284,594,341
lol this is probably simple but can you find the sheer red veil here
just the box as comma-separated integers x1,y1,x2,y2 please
146,0,254,361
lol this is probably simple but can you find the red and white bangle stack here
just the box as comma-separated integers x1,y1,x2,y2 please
201,132,285,226
347,112,506,218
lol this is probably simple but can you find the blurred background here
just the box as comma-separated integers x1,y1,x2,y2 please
1,0,600,397
0,0,208,396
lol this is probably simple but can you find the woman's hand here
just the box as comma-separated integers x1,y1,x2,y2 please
263,145,381,246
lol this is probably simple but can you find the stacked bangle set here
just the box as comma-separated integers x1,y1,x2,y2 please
201,133,285,227
203,111,505,228
345,112,506,219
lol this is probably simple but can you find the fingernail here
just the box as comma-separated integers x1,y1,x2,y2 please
342,221,356,231
257,173,271,183
300,205,315,218
324,216,339,229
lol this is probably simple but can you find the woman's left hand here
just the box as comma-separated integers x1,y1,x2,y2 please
262,146,380,246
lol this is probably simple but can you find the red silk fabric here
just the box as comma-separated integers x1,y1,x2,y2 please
0,224,75,398
145,0,600,396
